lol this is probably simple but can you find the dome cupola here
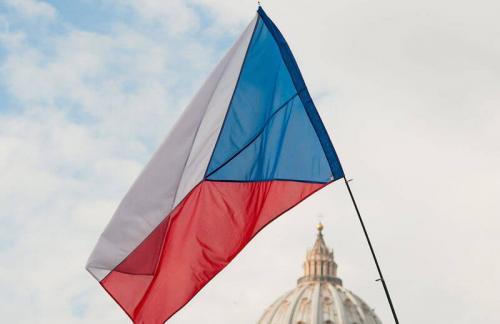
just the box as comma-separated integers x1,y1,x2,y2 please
298,222,342,286
257,224,382,324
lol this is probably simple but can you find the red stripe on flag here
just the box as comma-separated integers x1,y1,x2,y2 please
101,180,327,323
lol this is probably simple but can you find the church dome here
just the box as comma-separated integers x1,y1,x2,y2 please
257,224,382,324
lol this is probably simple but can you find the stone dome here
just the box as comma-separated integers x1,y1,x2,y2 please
258,224,382,324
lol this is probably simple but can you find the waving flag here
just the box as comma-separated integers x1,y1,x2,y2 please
87,7,344,323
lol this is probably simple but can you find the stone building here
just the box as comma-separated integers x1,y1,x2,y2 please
257,223,382,324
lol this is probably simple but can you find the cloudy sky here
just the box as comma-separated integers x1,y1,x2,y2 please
1,0,499,323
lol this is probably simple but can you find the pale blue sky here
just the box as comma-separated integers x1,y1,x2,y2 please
1,0,499,323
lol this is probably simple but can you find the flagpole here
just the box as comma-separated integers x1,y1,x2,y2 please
343,177,400,324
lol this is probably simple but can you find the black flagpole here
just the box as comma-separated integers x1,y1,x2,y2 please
343,177,400,324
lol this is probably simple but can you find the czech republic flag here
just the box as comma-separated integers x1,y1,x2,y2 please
87,7,344,323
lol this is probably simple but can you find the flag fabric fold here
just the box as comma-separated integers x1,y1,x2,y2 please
87,7,344,323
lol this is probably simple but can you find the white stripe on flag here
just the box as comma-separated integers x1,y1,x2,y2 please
86,15,258,281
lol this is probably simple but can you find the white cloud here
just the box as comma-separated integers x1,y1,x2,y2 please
109,0,258,36
3,0,56,20
0,108,131,323
110,0,201,35
192,0,257,33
